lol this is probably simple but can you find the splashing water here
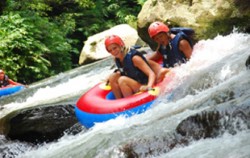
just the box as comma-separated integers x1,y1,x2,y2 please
1,32,250,158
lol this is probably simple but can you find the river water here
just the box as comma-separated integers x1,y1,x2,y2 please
1,31,250,158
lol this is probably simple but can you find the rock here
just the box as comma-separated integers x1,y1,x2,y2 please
6,104,80,144
176,111,221,140
137,0,250,50
0,135,33,158
79,24,142,65
120,133,188,158
246,55,250,69
176,105,250,139
119,105,250,157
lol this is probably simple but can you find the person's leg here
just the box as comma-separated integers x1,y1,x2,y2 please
118,76,141,98
109,72,123,99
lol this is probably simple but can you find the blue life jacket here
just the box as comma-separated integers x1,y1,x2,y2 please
158,27,194,68
115,48,150,84
0,75,10,87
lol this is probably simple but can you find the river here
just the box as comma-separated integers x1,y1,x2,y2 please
1,31,250,158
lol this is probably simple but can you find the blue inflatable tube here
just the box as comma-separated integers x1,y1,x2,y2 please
0,85,25,97
75,100,153,128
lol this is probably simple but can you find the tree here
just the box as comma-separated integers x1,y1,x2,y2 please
0,0,146,83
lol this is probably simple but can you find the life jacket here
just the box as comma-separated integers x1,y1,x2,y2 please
158,27,194,68
115,48,150,84
0,75,10,87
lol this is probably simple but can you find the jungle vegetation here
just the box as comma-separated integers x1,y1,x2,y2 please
0,0,146,84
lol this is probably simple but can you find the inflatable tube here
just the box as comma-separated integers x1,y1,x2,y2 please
0,85,25,97
75,72,174,128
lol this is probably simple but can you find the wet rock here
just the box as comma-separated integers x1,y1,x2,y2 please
0,135,33,158
120,134,188,158
7,104,79,144
120,105,250,157
246,55,250,69
176,105,250,139
176,111,221,140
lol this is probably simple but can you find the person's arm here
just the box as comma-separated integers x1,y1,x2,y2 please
9,79,29,88
146,44,162,62
146,51,163,62
132,56,156,91
8,79,21,86
179,39,193,59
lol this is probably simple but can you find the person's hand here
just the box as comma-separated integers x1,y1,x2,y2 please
101,77,109,85
139,85,152,92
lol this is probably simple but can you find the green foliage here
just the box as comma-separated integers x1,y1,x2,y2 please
75,0,95,7
0,0,145,84
0,12,72,83
103,0,144,27
0,13,49,82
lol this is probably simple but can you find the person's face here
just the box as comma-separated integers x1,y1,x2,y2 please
107,44,122,57
0,72,4,80
153,32,169,46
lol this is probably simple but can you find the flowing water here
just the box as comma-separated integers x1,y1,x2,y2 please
1,31,250,158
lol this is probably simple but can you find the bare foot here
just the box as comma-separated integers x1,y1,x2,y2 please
156,68,169,83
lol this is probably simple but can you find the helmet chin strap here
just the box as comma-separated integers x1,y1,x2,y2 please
121,46,125,52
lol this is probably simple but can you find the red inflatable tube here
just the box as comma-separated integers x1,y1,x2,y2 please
76,72,174,114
